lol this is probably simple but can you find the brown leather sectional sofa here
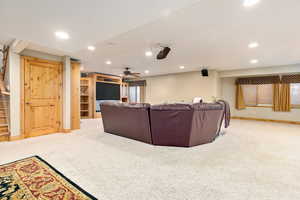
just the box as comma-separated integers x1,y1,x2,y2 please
101,101,230,147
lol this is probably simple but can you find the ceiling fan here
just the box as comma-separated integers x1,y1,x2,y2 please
122,67,141,79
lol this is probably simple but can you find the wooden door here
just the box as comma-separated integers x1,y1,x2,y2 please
71,62,80,129
23,57,62,138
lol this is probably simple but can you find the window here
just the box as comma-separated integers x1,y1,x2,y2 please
257,84,273,105
242,84,273,107
129,86,140,103
291,83,300,106
243,85,257,106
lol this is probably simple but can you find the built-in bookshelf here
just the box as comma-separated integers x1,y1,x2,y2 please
80,73,129,118
121,82,129,102
90,73,122,118
80,78,92,118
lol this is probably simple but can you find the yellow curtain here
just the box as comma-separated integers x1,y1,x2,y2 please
140,86,146,103
273,84,281,111
236,84,246,110
273,83,291,112
279,83,291,112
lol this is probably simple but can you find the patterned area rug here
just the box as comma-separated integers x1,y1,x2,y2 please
0,156,97,200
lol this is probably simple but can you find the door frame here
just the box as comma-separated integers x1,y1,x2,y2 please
71,61,81,130
20,56,63,138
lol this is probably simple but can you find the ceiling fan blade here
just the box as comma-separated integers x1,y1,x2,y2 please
131,74,141,78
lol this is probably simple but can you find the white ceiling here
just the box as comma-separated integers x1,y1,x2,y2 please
1,0,300,76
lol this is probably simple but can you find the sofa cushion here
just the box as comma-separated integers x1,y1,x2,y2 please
101,102,150,109
150,103,192,111
192,102,223,110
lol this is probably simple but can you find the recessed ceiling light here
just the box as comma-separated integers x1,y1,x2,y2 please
250,59,259,64
80,66,84,71
88,46,96,51
105,60,112,65
179,66,185,69
145,51,153,57
248,42,259,48
144,70,149,74
55,31,69,40
243,0,260,7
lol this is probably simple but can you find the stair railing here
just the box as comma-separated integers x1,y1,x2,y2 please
1,46,9,78
0,45,10,137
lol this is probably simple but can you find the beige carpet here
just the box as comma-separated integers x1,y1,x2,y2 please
1,119,299,200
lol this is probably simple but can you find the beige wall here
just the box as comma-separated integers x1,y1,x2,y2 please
20,49,63,62
145,71,220,104
221,77,300,122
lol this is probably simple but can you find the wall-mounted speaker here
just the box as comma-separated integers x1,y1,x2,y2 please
156,47,171,60
201,69,208,77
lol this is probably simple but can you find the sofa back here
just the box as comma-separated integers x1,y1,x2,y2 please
101,102,152,144
150,103,225,147
189,103,224,146
150,104,193,147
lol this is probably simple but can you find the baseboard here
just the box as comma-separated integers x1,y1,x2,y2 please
9,130,71,141
60,129,71,133
0,135,9,142
10,134,25,141
231,117,300,125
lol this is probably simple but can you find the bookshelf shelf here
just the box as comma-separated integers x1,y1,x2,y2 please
80,78,93,118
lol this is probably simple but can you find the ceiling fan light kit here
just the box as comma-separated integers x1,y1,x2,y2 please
122,67,141,79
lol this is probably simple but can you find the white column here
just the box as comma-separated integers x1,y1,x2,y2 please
8,51,21,136
62,56,71,130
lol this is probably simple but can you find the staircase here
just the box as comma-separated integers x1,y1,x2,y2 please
0,94,9,141
0,45,10,142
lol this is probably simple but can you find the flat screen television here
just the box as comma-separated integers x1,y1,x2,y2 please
96,82,120,100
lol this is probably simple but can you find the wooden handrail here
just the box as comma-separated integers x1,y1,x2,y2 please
0,46,10,138
0,46,10,95
2,46,9,81
0,91,10,96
